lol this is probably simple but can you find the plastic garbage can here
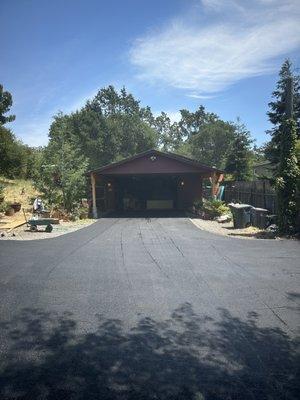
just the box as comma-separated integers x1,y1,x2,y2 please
229,204,253,229
251,207,269,229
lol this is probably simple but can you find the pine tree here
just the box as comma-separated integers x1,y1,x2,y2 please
266,59,300,164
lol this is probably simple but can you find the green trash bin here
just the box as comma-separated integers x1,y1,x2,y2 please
229,203,253,229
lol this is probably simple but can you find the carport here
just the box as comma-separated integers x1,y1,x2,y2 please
88,149,223,217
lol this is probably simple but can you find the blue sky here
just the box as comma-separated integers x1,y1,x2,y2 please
1,0,300,147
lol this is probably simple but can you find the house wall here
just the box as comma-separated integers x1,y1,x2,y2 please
99,154,207,175
177,175,203,210
92,175,116,213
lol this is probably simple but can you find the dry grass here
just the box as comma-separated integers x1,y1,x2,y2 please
0,176,39,210
0,177,40,230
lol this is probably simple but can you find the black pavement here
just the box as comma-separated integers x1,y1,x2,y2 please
0,216,299,399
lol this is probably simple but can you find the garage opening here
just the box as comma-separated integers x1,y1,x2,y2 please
115,175,180,211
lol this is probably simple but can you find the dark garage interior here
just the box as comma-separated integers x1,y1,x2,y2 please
115,175,180,211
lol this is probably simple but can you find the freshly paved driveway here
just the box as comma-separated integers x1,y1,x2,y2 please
0,216,299,399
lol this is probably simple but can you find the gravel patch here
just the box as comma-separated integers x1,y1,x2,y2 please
0,219,96,241
190,218,277,239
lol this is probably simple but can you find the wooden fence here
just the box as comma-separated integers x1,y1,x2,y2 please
224,180,277,213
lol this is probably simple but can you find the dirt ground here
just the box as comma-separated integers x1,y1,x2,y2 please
0,219,96,241
190,217,277,239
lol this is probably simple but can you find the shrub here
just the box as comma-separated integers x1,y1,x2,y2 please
0,184,5,202
193,199,203,210
0,201,9,213
69,204,89,221
201,199,230,219
34,141,88,213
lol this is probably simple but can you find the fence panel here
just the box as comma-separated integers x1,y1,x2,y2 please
224,180,277,213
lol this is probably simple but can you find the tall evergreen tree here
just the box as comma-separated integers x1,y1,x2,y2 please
266,59,300,164
276,117,299,235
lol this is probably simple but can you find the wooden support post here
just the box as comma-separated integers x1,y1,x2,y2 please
91,172,98,218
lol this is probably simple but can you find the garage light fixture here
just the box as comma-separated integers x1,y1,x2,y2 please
150,155,157,161
180,180,184,186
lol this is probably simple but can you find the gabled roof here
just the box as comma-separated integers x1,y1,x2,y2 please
88,149,224,175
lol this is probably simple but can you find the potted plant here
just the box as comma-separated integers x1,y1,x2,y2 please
5,206,15,216
11,202,22,212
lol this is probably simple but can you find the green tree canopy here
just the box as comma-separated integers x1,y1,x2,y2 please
35,118,88,212
0,125,37,179
48,86,159,170
178,106,218,139
154,112,182,152
225,120,253,181
187,119,236,169
0,84,15,125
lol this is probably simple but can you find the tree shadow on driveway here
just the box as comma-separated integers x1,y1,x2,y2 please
0,304,299,400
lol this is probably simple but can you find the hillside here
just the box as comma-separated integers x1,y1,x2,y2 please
0,177,38,209
0,177,39,230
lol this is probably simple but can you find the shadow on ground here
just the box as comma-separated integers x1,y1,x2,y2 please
227,231,276,239
0,304,299,400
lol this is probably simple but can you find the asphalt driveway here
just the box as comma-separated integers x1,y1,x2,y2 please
0,216,299,399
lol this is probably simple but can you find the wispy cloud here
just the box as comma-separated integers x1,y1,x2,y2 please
130,0,300,95
186,93,216,99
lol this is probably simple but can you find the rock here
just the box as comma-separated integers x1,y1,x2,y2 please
266,224,278,232
260,224,278,239
217,214,232,223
